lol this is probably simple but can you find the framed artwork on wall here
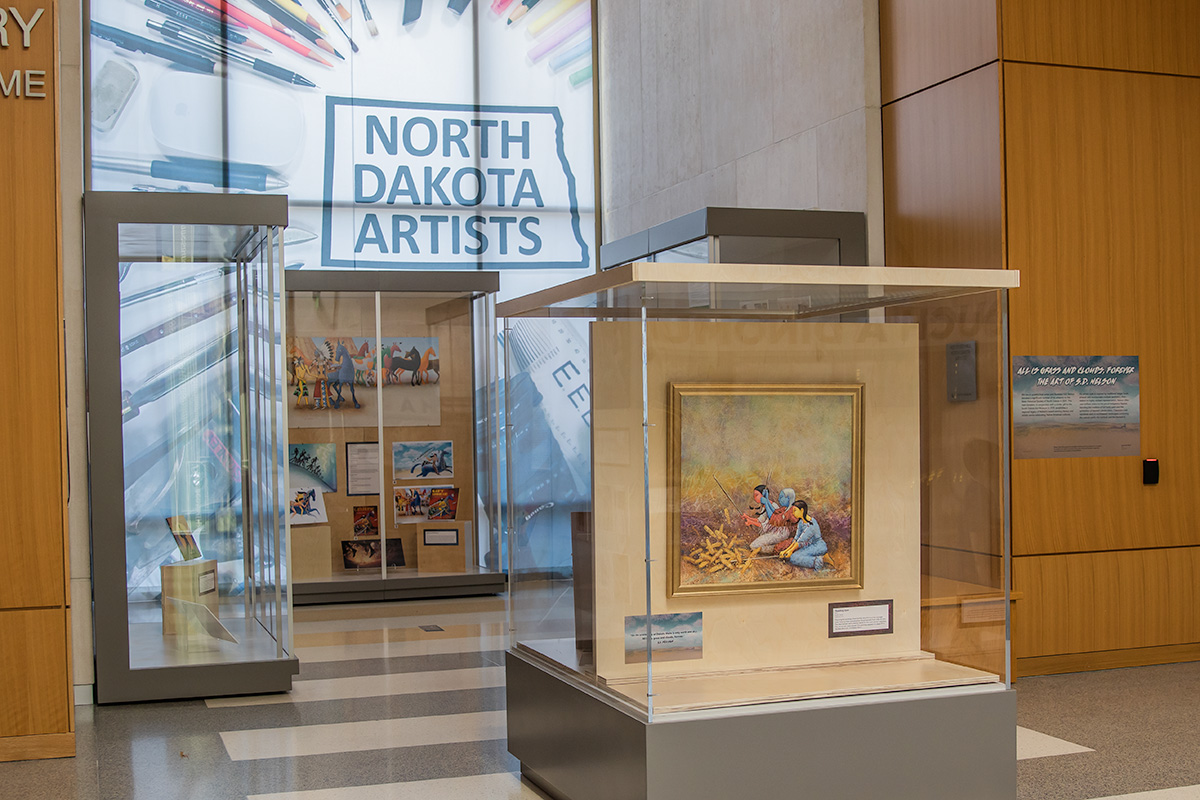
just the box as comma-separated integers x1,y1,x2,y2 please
668,383,864,597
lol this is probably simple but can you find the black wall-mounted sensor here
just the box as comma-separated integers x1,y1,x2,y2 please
1143,458,1159,485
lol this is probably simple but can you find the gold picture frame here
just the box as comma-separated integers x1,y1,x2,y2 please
668,383,864,597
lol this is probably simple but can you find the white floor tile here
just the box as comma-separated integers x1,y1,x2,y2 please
294,634,511,663
248,772,544,799
206,667,504,708
220,710,507,761
1016,725,1094,760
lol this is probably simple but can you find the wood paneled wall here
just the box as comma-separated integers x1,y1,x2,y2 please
1014,548,1200,675
879,0,998,103
883,1,1200,676
882,63,1003,270
1006,63,1200,558
1001,0,1200,77
0,0,73,760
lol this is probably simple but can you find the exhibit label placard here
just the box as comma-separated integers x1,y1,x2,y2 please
828,600,893,637
624,612,703,664
423,528,459,547
1012,356,1140,459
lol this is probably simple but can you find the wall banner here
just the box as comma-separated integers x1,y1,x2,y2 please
324,98,588,268
87,0,596,275
1012,355,1140,459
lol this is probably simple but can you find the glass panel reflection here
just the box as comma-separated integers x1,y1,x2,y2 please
119,222,288,668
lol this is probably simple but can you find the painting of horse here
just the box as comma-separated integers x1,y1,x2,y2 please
289,487,328,525
287,335,441,427
326,341,361,409
291,489,316,517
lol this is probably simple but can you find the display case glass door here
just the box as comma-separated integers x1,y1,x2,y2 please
86,193,298,703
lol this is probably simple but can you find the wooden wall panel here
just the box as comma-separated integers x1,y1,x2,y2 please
1006,63,1200,556
885,0,1200,676
880,0,998,103
0,0,72,758
883,63,1003,270
1013,548,1200,659
0,610,70,738
0,0,66,611
1001,0,1200,77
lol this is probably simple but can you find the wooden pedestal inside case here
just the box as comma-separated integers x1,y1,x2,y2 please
160,560,219,635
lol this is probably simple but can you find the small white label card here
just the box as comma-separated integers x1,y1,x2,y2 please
423,528,460,546
198,568,217,596
828,599,893,637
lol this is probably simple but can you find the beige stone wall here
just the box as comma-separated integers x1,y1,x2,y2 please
598,0,884,264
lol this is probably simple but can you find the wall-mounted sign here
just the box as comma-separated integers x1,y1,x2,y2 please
1012,356,1140,459
1,6,49,100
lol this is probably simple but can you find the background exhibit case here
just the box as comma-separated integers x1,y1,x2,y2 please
284,271,505,604
84,192,297,703
499,262,1019,800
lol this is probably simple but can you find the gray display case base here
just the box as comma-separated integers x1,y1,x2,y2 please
507,650,1016,800
293,567,506,605
97,657,299,705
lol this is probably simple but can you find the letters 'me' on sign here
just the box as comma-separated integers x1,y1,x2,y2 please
0,7,49,99
323,98,589,269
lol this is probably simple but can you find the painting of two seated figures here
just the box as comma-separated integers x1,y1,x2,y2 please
669,383,863,597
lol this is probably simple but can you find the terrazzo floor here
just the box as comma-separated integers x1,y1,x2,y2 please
1,593,1197,799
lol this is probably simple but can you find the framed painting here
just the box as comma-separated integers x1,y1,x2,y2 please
668,383,863,597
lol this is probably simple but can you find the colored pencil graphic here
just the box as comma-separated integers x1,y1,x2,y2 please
194,0,334,64
167,0,249,28
506,0,540,25
402,0,421,24
148,20,317,86
144,0,268,50
312,0,359,49
491,0,515,11
242,0,344,58
527,4,588,61
448,0,470,14
548,37,588,71
274,0,333,38
526,0,581,36
568,62,591,87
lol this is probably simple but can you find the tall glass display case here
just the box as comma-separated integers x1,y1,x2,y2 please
84,192,297,703
499,262,1019,800
283,271,505,605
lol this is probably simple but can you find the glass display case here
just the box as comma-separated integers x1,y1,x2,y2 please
499,262,1019,800
597,207,867,270
84,192,297,703
283,271,505,604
